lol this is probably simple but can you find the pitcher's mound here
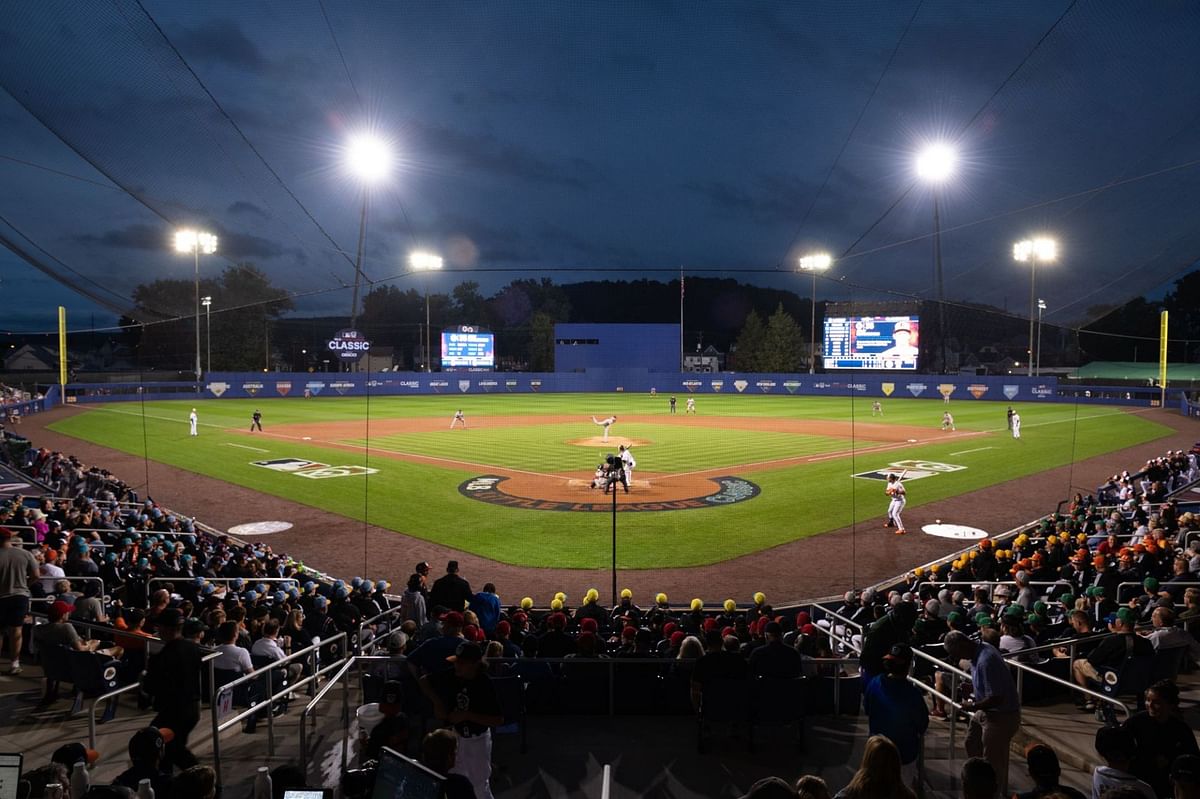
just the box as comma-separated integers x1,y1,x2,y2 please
568,436,651,448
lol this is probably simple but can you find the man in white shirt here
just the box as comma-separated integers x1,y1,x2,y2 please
188,408,198,437
213,622,253,675
251,620,302,683
1143,607,1200,660
38,550,66,593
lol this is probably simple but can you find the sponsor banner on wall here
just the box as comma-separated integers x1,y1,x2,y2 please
305,381,325,396
479,380,498,392
968,384,989,399
398,380,420,389
882,382,895,397
734,380,748,393
429,380,449,393
783,380,800,394
208,381,229,397
711,380,725,392
682,380,702,393
906,382,926,397
330,381,355,395
327,328,371,362
938,383,956,401
242,382,263,397
1003,385,1019,399
756,380,776,393
275,381,291,396
530,380,542,392
813,381,831,389
458,380,471,393
1032,384,1053,398
505,380,518,391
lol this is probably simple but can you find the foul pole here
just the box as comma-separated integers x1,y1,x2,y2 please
58,306,67,403
1160,310,1169,408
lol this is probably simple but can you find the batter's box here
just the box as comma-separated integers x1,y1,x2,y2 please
853,468,937,482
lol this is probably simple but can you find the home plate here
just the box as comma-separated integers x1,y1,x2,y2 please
922,523,987,540
228,521,294,536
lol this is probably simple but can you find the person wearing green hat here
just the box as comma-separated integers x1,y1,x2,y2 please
1071,610,1152,710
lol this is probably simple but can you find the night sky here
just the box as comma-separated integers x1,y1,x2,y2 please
1,1,1198,332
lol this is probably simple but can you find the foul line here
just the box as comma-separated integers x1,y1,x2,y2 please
950,446,994,456
224,442,269,453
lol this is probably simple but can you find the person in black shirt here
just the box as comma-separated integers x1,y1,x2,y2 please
421,642,503,799
429,561,473,613
249,409,263,432
113,726,173,796
748,621,802,679
143,609,203,770
690,632,747,710
1123,680,1200,798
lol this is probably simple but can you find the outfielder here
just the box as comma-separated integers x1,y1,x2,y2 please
1011,412,1021,439
885,472,907,535
592,415,617,442
872,401,882,417
189,408,198,437
685,397,696,415
450,409,467,430
618,444,636,489
941,411,955,431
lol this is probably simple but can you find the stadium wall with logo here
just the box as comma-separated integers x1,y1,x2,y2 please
59,372,1176,407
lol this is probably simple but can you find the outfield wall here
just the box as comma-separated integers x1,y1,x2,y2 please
61,371,1179,407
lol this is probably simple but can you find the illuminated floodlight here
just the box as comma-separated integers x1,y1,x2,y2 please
1037,299,1047,311
1013,237,1058,262
345,134,392,183
798,252,833,272
915,143,957,183
408,251,444,272
201,296,212,307
174,229,218,254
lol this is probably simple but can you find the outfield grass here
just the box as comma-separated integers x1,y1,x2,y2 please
47,394,1171,568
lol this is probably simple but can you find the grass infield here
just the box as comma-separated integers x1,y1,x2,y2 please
48,393,1170,569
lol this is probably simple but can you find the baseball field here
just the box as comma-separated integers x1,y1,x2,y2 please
46,394,1171,569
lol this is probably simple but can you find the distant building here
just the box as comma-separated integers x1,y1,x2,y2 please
684,344,724,372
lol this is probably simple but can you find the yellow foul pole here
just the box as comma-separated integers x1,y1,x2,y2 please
58,306,67,403
1159,310,1168,408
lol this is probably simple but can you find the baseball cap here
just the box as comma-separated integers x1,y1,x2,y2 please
1171,754,1200,785
128,727,174,762
884,642,913,662
443,611,464,628
51,742,100,767
446,641,484,664
415,561,430,574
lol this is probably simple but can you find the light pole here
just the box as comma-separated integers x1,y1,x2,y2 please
1036,298,1046,376
915,143,956,372
798,253,833,374
408,252,444,372
174,230,217,381
201,296,212,374
1013,237,1057,377
344,134,392,331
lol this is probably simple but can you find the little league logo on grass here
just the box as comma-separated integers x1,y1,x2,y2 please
251,458,378,479
459,475,761,512
853,459,966,482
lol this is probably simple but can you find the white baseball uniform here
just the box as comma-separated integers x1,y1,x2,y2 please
1011,413,1021,439
189,409,198,436
887,480,907,531
620,447,636,486
451,410,467,429
592,416,616,441
941,412,955,431
686,397,695,414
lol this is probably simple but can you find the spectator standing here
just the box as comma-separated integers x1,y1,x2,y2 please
420,641,503,799
401,574,428,627
748,621,802,678
832,734,916,799
944,630,1021,796
862,644,928,788
429,561,472,613
468,583,501,635
0,527,38,674
690,632,748,711
1122,680,1200,798
143,609,203,770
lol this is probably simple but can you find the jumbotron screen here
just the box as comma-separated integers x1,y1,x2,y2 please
441,330,494,368
823,315,920,370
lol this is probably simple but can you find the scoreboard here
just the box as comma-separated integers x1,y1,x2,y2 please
823,315,920,370
441,328,494,369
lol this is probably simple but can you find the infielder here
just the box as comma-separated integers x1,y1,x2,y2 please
685,397,696,415
250,409,263,432
618,444,636,489
592,415,617,442
885,472,907,535
1011,412,1021,439
450,409,467,430
941,411,955,431
189,408,198,437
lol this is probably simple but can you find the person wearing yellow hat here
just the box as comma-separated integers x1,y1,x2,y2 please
575,588,606,628
610,588,642,626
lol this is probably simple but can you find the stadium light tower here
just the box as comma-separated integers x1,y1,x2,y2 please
174,229,217,381
798,252,833,374
1013,237,1057,378
201,296,212,375
1036,298,1047,376
344,134,392,331
408,252,444,372
915,143,956,372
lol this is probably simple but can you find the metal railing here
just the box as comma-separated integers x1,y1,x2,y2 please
298,654,391,776
356,605,404,654
1005,656,1131,722
87,651,221,750
210,632,347,788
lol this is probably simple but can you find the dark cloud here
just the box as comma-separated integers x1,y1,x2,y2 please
73,223,163,251
173,19,265,70
74,223,296,262
410,121,600,190
684,174,815,226
228,200,268,219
